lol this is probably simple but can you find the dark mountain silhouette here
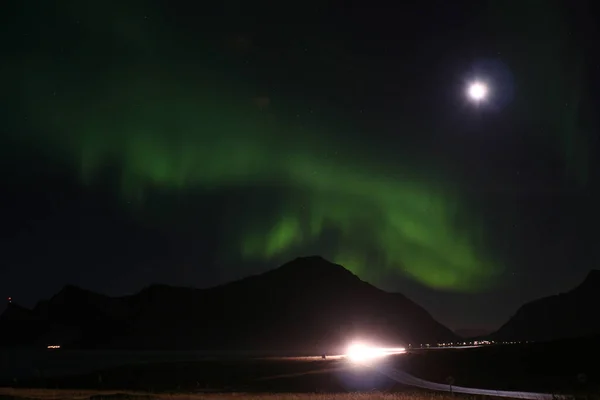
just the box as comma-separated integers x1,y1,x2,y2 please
455,328,491,339
0,302,42,345
0,256,457,352
491,270,600,342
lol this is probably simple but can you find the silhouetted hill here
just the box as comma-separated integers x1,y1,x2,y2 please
455,328,491,339
0,256,457,352
491,270,600,342
0,302,46,346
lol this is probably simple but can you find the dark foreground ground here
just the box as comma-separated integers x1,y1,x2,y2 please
397,339,600,395
2,358,405,394
2,339,600,399
0,390,467,400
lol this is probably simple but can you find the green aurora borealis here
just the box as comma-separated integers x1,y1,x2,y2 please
13,63,496,291
2,0,592,294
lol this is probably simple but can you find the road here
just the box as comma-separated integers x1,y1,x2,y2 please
362,358,572,400
263,351,572,399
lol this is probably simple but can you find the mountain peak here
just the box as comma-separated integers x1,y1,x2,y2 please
276,256,359,280
576,270,600,291
584,269,600,282
51,284,98,302
284,255,341,268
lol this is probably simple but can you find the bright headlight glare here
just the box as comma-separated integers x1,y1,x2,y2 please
346,343,385,362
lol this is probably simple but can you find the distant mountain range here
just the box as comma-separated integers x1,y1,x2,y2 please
490,270,600,342
454,328,491,339
0,256,457,352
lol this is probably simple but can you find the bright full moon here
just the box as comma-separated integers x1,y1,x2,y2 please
467,81,488,101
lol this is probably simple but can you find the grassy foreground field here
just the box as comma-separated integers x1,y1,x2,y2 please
0,389,468,400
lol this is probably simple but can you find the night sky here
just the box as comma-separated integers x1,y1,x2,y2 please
1,0,599,332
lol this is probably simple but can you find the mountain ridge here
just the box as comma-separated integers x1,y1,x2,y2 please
491,269,600,342
0,256,457,352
